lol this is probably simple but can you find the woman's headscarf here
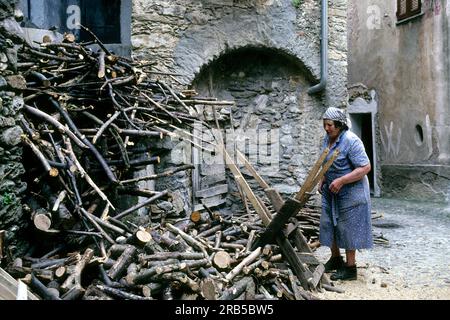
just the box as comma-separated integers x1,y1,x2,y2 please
322,107,351,129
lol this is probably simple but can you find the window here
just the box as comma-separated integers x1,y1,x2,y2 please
18,0,131,56
79,0,121,44
397,0,422,21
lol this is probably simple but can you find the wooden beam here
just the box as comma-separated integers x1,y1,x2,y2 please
195,184,228,198
0,267,39,300
255,150,340,247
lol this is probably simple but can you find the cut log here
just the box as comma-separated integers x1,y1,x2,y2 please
212,251,231,270
190,211,202,223
107,246,136,280
219,277,253,300
200,278,217,300
33,212,52,231
133,229,153,247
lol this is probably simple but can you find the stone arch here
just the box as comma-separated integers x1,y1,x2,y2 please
187,45,325,203
171,3,321,85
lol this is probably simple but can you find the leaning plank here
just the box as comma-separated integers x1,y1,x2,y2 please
193,195,226,212
233,151,330,284
296,253,321,266
255,150,340,247
219,146,311,290
195,184,228,198
308,263,325,289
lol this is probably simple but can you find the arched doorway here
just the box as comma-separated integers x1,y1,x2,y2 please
190,46,324,212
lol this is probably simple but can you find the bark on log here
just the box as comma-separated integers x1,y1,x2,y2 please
219,277,253,300
27,273,61,300
61,248,94,293
225,247,261,282
107,246,136,280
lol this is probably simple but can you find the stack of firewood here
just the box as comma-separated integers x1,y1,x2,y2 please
1,29,332,300
6,207,321,300
3,27,389,300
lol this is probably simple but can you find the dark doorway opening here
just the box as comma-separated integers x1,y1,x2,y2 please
350,113,374,193
79,0,121,44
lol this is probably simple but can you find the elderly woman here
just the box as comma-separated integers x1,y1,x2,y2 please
319,107,373,281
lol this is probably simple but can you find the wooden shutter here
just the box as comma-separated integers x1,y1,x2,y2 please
397,0,422,21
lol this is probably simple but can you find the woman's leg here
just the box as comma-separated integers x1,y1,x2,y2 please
331,241,341,257
345,249,356,266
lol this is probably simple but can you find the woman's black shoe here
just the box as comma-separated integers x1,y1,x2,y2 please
324,256,345,272
330,265,357,281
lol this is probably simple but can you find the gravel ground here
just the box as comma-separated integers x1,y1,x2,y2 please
314,197,450,300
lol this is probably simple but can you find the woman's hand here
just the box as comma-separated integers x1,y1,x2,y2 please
329,164,371,194
329,177,344,194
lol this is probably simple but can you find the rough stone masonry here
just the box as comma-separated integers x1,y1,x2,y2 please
132,0,349,210
0,0,29,258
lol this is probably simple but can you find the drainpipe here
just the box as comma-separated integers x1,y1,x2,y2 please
308,0,328,94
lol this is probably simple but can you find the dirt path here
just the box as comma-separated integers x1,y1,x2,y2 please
313,198,450,300
316,264,450,300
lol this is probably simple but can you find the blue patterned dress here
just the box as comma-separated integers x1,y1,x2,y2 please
319,130,373,249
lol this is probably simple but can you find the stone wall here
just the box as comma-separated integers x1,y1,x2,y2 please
132,0,348,108
0,0,30,258
132,0,349,208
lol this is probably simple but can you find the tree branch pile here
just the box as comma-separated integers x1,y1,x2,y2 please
0,31,330,300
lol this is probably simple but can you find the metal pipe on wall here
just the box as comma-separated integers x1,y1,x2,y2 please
308,0,328,94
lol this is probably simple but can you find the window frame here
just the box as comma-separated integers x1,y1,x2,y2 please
18,0,131,56
396,0,422,22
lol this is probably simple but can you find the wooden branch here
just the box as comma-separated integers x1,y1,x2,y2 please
225,247,261,282
96,284,152,300
23,105,88,149
113,191,168,220
79,208,115,245
92,111,120,144
21,136,59,177
119,165,194,185
107,246,136,280
61,248,94,293
165,223,208,256
219,277,253,300
139,252,205,261
64,137,115,210
27,273,61,300
97,51,106,78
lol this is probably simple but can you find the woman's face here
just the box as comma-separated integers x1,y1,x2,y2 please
323,120,341,140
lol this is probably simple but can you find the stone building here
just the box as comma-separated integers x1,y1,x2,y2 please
130,0,349,211
0,0,350,245
347,0,450,203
